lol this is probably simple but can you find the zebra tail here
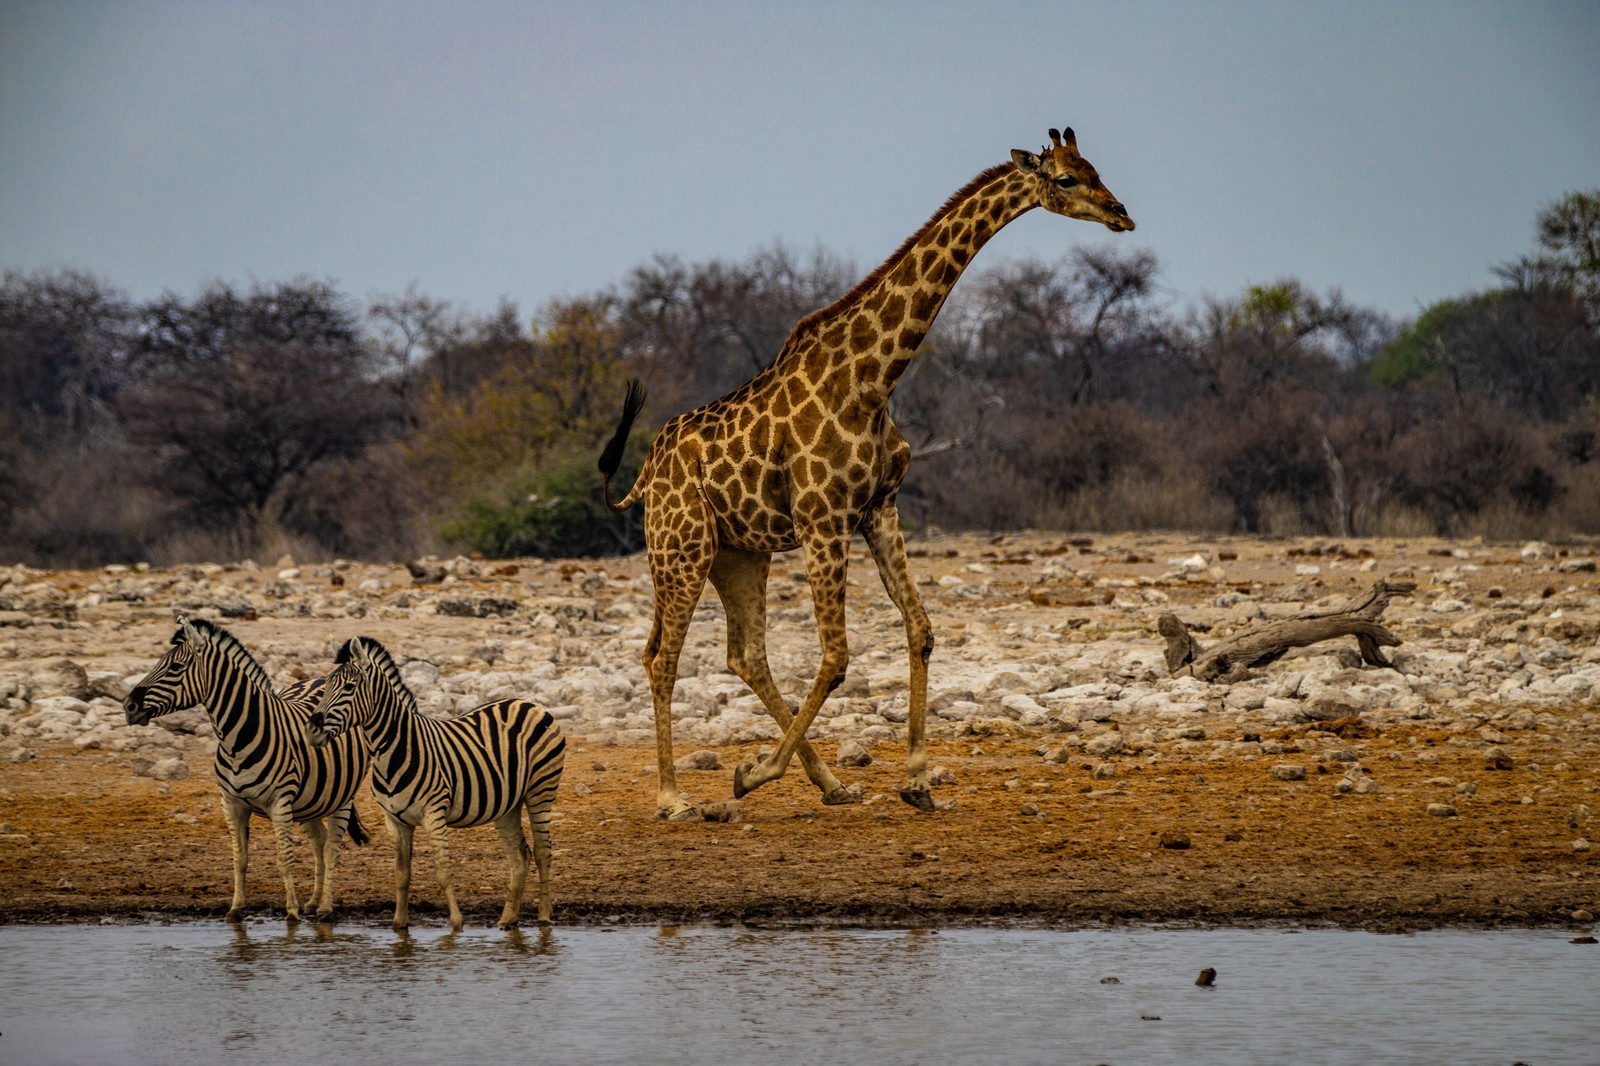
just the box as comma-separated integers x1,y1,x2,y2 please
345,805,370,847
598,378,647,513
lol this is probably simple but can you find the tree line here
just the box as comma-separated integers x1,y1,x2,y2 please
2,190,1596,568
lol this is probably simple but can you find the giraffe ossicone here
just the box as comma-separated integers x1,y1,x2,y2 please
600,128,1134,821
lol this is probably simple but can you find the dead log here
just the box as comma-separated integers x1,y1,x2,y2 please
1159,579,1414,682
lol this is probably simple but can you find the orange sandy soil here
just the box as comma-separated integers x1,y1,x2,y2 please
2,729,1595,931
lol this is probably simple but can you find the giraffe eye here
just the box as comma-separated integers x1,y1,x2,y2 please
1054,176,1080,190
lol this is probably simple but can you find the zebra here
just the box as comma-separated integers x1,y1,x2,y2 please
124,617,370,923
306,636,566,931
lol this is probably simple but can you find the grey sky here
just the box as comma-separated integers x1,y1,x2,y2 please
2,1,1597,325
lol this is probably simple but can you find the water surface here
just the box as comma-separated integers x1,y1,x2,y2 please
1,922,1593,1065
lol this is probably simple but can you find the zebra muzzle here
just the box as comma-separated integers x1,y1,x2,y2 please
124,689,152,726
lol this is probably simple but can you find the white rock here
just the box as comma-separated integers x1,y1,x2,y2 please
1084,732,1124,757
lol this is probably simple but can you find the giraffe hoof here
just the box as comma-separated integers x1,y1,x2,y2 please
822,786,859,806
657,802,703,823
732,761,758,799
898,786,937,812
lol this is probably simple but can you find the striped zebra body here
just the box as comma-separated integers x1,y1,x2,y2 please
124,618,370,922
308,636,565,930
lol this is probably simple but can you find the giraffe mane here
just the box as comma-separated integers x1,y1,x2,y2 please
337,635,420,717
174,618,276,691
787,162,1016,340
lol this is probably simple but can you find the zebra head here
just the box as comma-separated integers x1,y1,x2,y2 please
307,636,377,747
125,616,213,726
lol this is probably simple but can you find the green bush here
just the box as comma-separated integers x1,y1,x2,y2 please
441,451,644,559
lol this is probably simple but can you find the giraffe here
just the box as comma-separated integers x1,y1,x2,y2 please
599,127,1134,821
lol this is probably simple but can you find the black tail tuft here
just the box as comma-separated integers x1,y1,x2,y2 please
598,378,646,479
345,806,370,847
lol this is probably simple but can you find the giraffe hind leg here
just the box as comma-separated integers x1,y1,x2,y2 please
734,524,851,798
643,523,717,822
710,549,853,805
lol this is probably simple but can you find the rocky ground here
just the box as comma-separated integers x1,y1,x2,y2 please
1,531,1598,930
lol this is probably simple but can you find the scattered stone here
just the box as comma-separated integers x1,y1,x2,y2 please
834,739,873,767
1271,764,1306,782
1159,832,1192,850
1084,733,1125,757
927,766,957,786
1426,803,1458,818
673,749,721,772
139,757,190,782
1019,802,1040,817
1573,839,1592,853
1484,750,1514,771
698,800,740,823
405,560,446,584
32,658,90,700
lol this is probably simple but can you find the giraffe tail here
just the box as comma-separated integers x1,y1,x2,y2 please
598,378,647,512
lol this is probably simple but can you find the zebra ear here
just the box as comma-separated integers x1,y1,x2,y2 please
179,616,205,645
352,639,376,669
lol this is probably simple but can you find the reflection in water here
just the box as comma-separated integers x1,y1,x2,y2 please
1,924,1593,1066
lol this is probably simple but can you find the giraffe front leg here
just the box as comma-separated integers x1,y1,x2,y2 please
423,809,463,932
862,502,937,812
267,798,302,922
220,793,252,922
735,526,850,798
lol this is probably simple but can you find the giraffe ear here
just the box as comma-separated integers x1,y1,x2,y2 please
1059,126,1078,153
1011,149,1042,173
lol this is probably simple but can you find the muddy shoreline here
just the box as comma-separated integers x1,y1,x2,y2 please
2,532,1597,931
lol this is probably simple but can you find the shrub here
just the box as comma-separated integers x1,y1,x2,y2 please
440,451,643,559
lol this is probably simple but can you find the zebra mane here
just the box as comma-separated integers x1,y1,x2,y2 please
336,636,421,717
173,618,276,692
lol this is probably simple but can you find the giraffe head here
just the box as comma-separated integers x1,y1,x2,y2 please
1011,127,1134,232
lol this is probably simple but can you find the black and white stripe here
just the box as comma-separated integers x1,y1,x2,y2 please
307,636,566,930
124,617,370,922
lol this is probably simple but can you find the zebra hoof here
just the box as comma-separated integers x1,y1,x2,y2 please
822,786,859,806
898,786,937,812
657,801,702,823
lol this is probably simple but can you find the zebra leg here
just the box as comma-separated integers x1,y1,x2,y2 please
422,809,462,932
526,796,555,926
316,805,356,921
492,812,529,929
221,793,252,923
386,813,414,930
268,797,303,923
304,818,330,919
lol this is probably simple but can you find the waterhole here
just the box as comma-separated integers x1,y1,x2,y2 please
0,923,1593,1064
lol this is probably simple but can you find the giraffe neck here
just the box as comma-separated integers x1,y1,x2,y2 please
786,163,1037,394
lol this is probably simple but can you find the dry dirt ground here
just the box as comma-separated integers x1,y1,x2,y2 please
2,531,1597,931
